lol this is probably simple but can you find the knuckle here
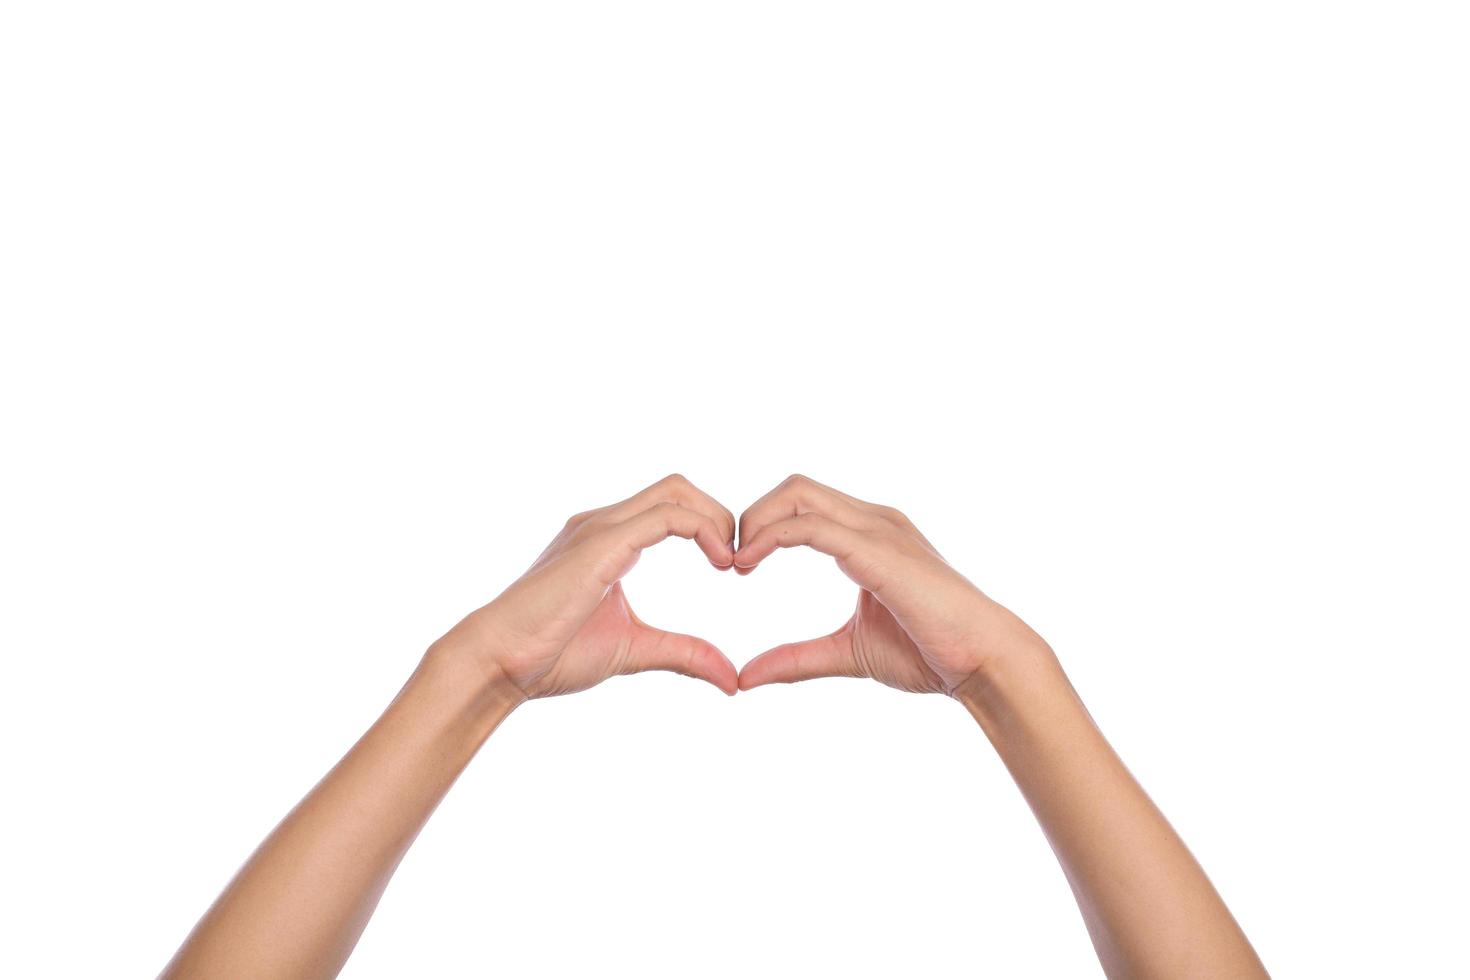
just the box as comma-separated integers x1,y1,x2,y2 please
661,472,690,489
783,473,811,489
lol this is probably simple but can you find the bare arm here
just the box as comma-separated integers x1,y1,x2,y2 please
954,646,1264,978
161,474,739,979
735,475,1267,980
160,651,521,979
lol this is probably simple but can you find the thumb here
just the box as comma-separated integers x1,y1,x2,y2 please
624,626,739,696
737,629,857,691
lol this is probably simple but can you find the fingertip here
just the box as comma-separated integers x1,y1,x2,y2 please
711,661,739,696
702,672,736,696
698,645,740,696
732,538,772,569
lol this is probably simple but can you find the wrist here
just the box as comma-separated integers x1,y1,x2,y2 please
417,637,527,724
951,636,1075,742
953,640,1055,702
426,602,530,694
948,596,1065,705
947,593,1056,690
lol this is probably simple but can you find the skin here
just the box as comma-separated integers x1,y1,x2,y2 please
159,475,739,979
734,475,1269,979
161,474,1267,980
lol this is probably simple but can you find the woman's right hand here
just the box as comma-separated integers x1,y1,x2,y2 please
430,474,740,701
732,475,1053,697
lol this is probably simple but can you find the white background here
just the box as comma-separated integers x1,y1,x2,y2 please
2,2,1467,977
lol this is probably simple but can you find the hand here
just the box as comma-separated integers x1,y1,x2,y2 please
432,474,740,699
733,475,1051,696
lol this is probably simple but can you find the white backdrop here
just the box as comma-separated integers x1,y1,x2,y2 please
2,2,1467,977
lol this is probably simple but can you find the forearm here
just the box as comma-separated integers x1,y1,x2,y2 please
161,647,522,980
160,476,739,977
957,642,1266,979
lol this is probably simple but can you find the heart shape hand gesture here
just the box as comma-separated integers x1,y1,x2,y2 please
169,474,1270,980
434,474,1051,704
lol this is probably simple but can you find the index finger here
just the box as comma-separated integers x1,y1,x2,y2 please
582,502,733,585
737,474,875,554
604,474,737,550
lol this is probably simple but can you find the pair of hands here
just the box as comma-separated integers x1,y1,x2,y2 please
162,474,1269,980
433,474,1050,704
